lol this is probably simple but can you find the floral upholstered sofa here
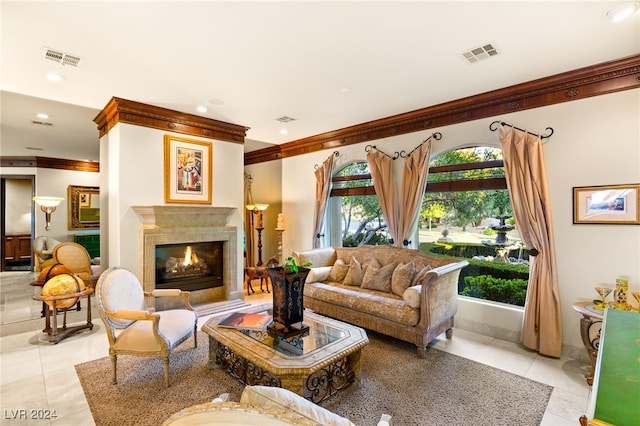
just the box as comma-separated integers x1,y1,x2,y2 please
293,246,468,357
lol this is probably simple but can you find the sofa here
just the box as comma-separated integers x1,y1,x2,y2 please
293,245,468,357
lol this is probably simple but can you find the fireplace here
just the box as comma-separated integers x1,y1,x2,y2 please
155,241,223,292
134,206,239,310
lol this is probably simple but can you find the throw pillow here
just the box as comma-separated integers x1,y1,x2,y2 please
410,264,433,287
328,259,349,282
402,284,422,308
391,261,416,297
343,256,366,286
361,261,397,292
306,266,332,283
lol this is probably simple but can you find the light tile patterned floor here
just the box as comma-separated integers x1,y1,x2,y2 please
0,273,590,425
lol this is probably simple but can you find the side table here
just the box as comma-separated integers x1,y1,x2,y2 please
33,288,94,344
572,301,604,385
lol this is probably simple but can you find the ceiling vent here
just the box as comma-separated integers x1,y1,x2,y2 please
276,116,296,123
44,47,81,67
31,120,54,127
461,43,498,64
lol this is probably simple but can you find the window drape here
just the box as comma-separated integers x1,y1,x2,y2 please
366,149,400,246
499,125,562,357
398,141,432,247
312,153,334,248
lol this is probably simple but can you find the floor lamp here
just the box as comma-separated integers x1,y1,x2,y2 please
245,203,268,266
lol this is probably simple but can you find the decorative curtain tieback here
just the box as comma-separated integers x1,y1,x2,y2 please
529,248,540,256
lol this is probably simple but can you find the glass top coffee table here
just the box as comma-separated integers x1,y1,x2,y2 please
203,304,369,403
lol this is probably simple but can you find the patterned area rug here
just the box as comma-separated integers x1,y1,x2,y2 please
75,331,552,426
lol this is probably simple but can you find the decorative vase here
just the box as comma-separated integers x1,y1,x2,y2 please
266,266,310,338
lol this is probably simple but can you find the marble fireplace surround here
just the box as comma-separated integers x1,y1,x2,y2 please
133,205,239,310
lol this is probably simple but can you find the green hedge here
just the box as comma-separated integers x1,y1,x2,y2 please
419,242,530,304
461,275,528,307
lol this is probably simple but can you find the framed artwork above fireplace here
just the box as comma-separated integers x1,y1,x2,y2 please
164,134,212,204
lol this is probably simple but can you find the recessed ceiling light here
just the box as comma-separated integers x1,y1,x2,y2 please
36,113,49,120
340,87,351,93
45,72,64,82
604,1,640,22
208,98,224,105
196,106,207,113
279,128,288,135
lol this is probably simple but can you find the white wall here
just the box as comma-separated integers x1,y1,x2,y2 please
100,123,246,298
265,88,640,354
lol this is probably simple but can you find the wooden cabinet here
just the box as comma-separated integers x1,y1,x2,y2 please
4,234,32,261
73,233,100,259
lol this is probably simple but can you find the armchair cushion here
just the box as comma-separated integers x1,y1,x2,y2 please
114,309,196,351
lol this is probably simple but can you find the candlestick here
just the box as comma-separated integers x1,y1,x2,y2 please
256,211,263,229
276,213,285,230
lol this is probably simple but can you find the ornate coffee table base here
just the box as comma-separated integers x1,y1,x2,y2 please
210,339,360,403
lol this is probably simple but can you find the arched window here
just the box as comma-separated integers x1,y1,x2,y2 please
328,162,389,247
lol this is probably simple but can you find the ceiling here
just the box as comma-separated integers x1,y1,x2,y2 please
1,1,639,162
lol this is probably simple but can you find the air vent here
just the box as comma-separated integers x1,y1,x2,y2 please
26,147,44,151
276,116,296,123
44,47,81,67
31,120,54,127
461,43,498,64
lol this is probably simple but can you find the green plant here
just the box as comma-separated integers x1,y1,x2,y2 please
283,256,311,273
461,275,528,306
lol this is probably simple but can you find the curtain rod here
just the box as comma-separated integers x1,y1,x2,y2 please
314,151,339,170
396,132,442,158
366,131,442,160
490,120,554,139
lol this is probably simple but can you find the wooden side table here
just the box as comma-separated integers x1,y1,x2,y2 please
572,301,604,386
33,288,94,344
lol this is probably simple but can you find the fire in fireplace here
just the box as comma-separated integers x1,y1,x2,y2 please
155,241,223,292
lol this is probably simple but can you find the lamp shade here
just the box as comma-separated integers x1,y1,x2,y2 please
33,196,64,207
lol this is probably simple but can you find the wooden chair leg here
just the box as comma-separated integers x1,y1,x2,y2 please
163,357,170,388
110,354,118,384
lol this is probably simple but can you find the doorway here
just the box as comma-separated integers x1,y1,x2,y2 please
1,176,35,271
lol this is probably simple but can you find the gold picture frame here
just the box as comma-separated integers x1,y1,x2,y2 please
573,184,640,224
68,185,100,230
164,135,212,204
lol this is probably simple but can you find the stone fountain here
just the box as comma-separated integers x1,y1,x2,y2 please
481,214,518,263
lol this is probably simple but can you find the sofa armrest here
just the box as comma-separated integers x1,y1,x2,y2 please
418,260,468,329
292,247,337,268
240,385,355,426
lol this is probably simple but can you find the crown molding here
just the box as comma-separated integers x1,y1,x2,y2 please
94,97,249,143
245,54,640,165
0,156,100,172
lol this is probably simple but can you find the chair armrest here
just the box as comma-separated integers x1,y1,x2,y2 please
107,309,156,321
144,290,194,311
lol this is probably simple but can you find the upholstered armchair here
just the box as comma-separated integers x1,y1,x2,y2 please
95,267,198,388
33,236,61,272
52,242,100,288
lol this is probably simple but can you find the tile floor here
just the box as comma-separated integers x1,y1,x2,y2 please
0,271,591,425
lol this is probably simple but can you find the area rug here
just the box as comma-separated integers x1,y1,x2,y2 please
75,331,552,426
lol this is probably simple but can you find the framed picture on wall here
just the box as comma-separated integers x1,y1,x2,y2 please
164,135,212,204
68,185,100,230
573,184,640,224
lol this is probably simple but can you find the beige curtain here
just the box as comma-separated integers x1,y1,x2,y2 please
499,126,562,357
244,174,254,267
366,149,400,246
312,154,335,248
398,141,432,247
